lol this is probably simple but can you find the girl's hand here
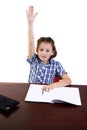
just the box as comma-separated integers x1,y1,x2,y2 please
26,6,38,23
42,84,55,92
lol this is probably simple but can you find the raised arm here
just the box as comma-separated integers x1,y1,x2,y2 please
26,6,38,58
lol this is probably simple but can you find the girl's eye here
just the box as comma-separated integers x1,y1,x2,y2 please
40,49,43,51
46,50,50,52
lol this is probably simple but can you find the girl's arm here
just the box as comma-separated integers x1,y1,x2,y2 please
26,6,38,59
42,74,72,92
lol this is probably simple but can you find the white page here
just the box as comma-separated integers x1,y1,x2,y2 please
25,84,82,106
51,87,82,105
25,84,54,103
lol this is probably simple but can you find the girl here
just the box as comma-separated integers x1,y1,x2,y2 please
26,6,71,92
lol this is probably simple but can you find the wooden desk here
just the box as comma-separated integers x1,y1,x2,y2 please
0,82,87,130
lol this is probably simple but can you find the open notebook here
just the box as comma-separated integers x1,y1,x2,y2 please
25,84,82,106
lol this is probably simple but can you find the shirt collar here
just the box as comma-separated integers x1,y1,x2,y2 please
49,57,54,64
42,58,54,66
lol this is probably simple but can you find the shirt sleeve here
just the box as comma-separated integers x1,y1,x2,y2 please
56,61,67,79
26,54,38,64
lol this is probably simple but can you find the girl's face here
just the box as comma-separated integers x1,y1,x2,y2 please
36,42,54,64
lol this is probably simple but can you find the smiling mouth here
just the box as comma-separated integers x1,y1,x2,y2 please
41,56,46,59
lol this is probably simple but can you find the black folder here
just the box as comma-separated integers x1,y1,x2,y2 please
0,94,20,112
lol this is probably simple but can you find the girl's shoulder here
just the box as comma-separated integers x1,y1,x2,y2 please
50,58,61,65
27,53,39,63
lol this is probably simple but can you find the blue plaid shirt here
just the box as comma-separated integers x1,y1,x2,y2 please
27,54,67,84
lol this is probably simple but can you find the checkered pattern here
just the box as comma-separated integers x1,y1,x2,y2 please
27,54,67,84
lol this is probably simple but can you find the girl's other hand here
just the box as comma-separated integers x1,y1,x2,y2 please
26,6,38,23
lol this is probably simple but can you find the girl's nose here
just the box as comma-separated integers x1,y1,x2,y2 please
42,51,45,54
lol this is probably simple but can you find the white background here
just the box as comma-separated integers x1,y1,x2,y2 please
0,0,87,84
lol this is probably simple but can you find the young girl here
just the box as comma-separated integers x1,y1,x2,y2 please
26,6,71,92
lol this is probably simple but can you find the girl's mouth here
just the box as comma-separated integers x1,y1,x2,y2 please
41,56,46,59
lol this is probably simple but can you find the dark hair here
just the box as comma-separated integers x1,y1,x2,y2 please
36,37,57,58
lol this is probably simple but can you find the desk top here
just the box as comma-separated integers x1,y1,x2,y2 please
0,82,87,130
